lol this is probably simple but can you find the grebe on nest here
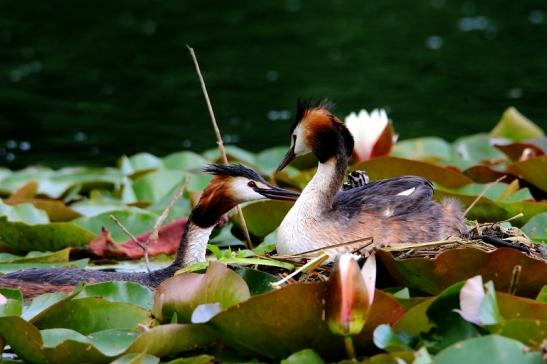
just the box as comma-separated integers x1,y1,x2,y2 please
0,164,299,299
275,99,466,256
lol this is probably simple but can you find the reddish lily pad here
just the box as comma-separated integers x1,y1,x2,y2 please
377,247,547,298
508,155,547,192
84,218,187,259
209,281,405,360
353,157,472,188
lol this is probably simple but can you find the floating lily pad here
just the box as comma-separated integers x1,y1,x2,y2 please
434,334,541,363
490,107,545,142
392,137,452,164
131,170,186,203
33,297,152,334
163,151,209,171
74,208,158,243
521,212,547,243
0,200,49,224
119,153,163,176
0,316,216,364
353,157,473,188
377,248,547,298
508,155,547,192
74,282,154,310
236,200,293,238
153,262,250,323
0,217,96,253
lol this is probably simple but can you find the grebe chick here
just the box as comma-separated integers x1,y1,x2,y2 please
275,99,466,256
0,164,299,299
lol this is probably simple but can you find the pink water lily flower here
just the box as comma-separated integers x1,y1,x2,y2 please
344,109,397,162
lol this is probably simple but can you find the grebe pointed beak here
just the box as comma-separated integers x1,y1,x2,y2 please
276,148,296,172
254,184,300,201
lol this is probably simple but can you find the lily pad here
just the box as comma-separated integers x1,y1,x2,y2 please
153,262,250,323
163,151,209,171
33,297,152,334
377,248,547,298
490,107,545,142
451,134,508,169
0,316,215,364
0,217,96,253
74,208,158,243
352,157,472,188
521,212,547,242
0,200,49,224
74,281,154,310
508,155,547,192
131,170,186,203
235,200,293,238
434,334,541,363
392,137,452,164
120,153,163,176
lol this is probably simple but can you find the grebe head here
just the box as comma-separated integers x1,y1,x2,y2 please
192,164,299,227
276,98,354,172
204,164,299,202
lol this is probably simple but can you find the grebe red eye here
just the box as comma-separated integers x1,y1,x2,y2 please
247,181,256,188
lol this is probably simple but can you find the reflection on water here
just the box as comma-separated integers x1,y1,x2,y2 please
0,0,546,168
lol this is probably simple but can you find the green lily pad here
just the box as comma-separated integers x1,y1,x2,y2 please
131,169,186,203
74,208,158,243
0,217,96,253
0,200,49,224
0,259,88,274
110,353,160,364
0,248,70,264
0,167,53,195
40,167,123,198
202,146,257,166
120,153,163,176
488,319,547,348
0,316,215,364
434,334,541,364
74,282,155,310
153,261,250,323
490,107,545,142
33,297,152,335
235,200,293,238
392,137,452,164
256,147,294,175
71,196,126,218
451,134,508,170
281,349,325,364
163,151,209,171
521,212,547,243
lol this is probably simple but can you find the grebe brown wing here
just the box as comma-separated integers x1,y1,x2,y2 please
334,176,435,217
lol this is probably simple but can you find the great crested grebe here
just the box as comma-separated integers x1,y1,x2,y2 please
275,99,466,256
0,164,299,298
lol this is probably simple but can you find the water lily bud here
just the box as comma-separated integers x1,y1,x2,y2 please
325,254,375,336
344,109,397,161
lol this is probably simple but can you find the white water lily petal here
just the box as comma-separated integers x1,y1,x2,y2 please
360,254,376,306
454,275,484,325
344,108,389,161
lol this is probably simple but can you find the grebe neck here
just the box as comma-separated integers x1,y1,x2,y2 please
297,151,347,212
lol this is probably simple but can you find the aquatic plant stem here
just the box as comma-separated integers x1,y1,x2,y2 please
344,336,356,360
464,175,506,216
186,45,253,250
110,215,151,273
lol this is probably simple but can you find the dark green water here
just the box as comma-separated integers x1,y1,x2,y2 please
1,0,546,168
